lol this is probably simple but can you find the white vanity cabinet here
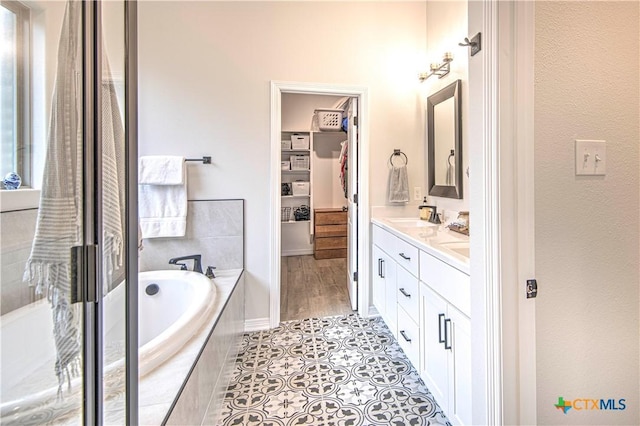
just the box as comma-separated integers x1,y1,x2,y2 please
419,251,471,426
371,224,420,367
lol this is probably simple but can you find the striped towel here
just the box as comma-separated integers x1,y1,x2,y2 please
23,0,124,396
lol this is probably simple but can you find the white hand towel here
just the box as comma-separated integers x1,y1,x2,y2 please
139,155,185,185
139,156,187,238
388,165,409,203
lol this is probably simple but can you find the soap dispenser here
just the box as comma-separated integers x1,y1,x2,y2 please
419,197,430,220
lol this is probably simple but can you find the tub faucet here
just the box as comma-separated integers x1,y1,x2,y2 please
168,254,203,274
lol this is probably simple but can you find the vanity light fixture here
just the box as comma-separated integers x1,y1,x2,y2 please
418,52,453,82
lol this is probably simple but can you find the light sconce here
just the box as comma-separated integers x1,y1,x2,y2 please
418,52,453,82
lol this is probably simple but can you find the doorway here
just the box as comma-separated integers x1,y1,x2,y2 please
269,82,370,328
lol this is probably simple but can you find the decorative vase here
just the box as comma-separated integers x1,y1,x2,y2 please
3,172,22,190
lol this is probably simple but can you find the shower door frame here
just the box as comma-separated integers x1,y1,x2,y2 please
82,0,139,424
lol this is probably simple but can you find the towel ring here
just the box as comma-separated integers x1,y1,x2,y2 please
389,150,408,167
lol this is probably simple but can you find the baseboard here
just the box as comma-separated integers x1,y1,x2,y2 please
367,305,381,318
244,317,271,332
281,249,314,257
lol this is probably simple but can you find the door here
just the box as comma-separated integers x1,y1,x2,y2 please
0,1,136,424
420,284,449,414
346,97,358,310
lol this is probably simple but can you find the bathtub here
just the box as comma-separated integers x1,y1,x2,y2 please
0,270,216,422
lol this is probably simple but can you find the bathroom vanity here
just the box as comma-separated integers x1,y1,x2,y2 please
371,217,470,425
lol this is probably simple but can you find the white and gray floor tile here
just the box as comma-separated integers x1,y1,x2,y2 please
217,314,451,426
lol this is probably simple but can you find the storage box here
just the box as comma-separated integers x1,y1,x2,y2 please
291,181,310,196
290,155,310,170
315,109,343,131
281,140,292,150
290,134,310,149
281,161,290,170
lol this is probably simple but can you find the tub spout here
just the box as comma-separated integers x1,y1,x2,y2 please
168,254,203,274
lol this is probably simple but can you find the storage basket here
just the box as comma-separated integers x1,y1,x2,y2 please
315,109,343,131
290,134,310,150
290,155,310,170
281,207,292,222
281,140,292,150
291,181,310,196
293,205,310,221
281,160,290,170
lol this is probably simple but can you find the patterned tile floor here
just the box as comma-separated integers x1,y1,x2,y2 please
217,314,451,426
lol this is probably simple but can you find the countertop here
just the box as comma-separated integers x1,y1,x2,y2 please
371,217,470,275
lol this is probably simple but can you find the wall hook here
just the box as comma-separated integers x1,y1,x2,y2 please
459,32,482,56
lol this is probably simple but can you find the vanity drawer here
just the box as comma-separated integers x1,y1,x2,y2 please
393,237,420,278
420,250,470,317
372,224,397,256
396,265,419,321
397,306,420,369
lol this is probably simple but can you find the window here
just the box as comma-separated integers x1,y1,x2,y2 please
1,0,30,187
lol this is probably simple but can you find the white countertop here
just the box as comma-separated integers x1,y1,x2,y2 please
371,217,470,275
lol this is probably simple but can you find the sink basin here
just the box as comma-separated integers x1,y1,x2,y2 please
440,241,470,258
386,218,436,228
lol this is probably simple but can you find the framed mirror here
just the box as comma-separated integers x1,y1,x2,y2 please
427,79,462,199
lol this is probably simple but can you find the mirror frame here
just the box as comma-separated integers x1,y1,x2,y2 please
427,79,462,199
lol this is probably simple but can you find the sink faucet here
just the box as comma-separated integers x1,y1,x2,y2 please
426,205,441,224
168,254,203,273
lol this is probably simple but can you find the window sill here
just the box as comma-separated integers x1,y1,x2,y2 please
0,189,40,212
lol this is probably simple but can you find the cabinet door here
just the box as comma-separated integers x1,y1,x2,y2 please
448,306,472,426
372,245,386,317
419,284,449,413
382,253,397,337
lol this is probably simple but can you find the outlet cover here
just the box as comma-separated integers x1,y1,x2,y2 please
413,187,421,200
575,140,606,176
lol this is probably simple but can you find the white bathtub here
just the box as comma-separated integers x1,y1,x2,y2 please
0,270,216,422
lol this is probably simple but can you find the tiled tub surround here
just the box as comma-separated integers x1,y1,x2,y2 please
0,208,39,315
217,314,450,426
145,270,245,425
140,200,244,272
1,270,244,425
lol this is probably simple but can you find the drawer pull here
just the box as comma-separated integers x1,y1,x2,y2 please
400,330,412,343
399,252,411,261
438,313,445,344
399,288,411,298
444,318,452,350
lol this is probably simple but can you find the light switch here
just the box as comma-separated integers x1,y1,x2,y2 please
575,140,606,176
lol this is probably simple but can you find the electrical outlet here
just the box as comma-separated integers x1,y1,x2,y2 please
413,187,421,201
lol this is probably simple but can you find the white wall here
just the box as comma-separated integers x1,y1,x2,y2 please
425,0,468,220
535,2,639,424
138,1,427,322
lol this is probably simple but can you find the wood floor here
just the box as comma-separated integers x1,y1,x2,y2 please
280,255,354,322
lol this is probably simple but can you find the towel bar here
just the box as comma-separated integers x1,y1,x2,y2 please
185,156,211,164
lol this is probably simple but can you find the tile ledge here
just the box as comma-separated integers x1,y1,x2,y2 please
1,189,40,212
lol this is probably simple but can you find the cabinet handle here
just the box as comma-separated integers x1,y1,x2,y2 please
377,258,382,277
399,252,411,261
400,330,412,343
399,288,411,298
380,259,385,278
438,313,445,344
444,318,452,350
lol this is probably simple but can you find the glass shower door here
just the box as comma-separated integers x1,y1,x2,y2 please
0,0,137,424
1,1,89,424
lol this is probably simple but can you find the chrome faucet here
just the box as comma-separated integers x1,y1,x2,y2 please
168,254,203,273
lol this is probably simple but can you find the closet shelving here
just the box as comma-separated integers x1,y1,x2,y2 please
281,130,312,225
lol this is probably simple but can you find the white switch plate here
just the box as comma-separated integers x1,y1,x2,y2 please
575,140,606,176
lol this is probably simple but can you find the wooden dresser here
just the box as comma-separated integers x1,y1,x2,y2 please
314,208,347,259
